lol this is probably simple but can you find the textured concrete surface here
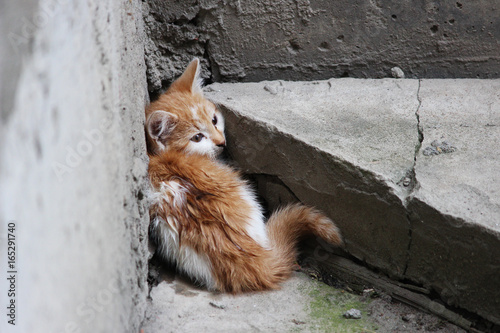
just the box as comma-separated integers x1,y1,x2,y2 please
142,270,465,333
143,0,500,94
406,80,500,325
0,1,149,332
143,272,315,332
205,79,500,326
0,0,39,121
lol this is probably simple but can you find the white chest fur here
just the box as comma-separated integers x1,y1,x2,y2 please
239,185,269,249
149,181,217,289
151,216,217,289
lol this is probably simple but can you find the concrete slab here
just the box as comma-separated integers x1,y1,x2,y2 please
212,79,420,189
406,80,500,325
414,79,500,231
204,79,500,326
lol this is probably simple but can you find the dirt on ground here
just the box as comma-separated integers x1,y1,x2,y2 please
141,258,466,333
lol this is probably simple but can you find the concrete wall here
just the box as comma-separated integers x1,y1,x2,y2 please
143,0,500,95
0,0,149,332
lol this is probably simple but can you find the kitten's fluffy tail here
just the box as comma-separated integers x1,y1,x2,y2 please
266,204,343,276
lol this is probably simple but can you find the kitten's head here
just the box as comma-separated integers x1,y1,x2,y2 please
145,58,226,158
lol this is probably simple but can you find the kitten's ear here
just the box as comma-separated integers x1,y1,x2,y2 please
168,58,203,95
147,110,177,140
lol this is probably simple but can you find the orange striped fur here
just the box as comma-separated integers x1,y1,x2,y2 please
147,59,342,293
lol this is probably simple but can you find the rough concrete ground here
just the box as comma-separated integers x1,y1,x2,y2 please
204,79,500,327
141,264,465,333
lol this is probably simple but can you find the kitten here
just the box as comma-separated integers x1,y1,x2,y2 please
145,59,226,158
146,58,342,293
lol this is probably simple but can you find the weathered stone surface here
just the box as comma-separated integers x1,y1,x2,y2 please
143,0,500,94
0,1,149,332
414,80,500,231
205,78,500,325
406,79,500,325
142,269,465,332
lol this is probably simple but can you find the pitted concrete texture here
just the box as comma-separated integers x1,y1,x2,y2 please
205,79,500,325
0,1,149,332
143,0,500,94
413,80,500,230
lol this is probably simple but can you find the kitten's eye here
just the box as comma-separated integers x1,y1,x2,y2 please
212,115,218,126
191,133,204,142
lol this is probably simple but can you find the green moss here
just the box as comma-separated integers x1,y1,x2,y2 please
306,279,378,333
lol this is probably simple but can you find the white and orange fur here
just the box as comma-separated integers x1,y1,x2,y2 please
146,58,342,293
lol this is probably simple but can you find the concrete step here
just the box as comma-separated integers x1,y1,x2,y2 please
204,79,500,326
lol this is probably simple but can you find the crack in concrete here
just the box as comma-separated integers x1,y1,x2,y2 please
204,39,220,83
415,79,424,167
402,79,424,277
398,79,424,199
402,211,414,277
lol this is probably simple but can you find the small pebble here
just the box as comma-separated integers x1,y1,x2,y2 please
391,66,405,78
423,140,457,156
439,141,457,153
402,177,411,187
264,84,278,95
423,146,439,156
209,301,227,309
343,308,362,319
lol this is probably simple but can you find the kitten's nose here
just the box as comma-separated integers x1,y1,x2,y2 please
216,140,226,147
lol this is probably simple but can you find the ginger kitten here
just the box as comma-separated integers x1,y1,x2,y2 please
145,59,226,158
146,59,342,293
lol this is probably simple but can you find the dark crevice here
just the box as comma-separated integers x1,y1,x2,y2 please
402,212,415,277
172,12,201,27
244,173,301,218
203,39,217,84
